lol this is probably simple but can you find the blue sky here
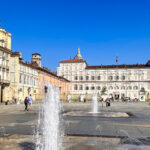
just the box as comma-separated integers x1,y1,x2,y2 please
0,0,150,71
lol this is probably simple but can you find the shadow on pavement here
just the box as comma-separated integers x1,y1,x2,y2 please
19,142,36,150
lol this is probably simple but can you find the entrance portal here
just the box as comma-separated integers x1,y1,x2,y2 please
114,94,119,100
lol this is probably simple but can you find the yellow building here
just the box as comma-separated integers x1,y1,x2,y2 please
0,28,12,103
0,27,70,103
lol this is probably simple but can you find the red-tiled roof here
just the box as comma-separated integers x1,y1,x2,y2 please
37,67,70,82
86,64,150,69
60,59,86,63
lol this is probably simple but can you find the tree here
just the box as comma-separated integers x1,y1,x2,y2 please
101,87,107,95
139,87,146,95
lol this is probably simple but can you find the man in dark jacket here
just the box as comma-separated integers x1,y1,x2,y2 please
24,97,29,111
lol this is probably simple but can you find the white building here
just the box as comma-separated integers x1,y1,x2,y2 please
57,48,150,101
9,52,38,102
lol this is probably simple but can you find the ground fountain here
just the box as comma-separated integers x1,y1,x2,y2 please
36,84,63,150
92,92,98,113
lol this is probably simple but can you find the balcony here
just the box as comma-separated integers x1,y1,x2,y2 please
0,79,10,86
0,64,9,70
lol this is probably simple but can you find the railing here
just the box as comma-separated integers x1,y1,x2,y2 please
0,79,10,84
0,64,9,70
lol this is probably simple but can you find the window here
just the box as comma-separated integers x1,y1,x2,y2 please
115,86,119,90
97,76,101,80
24,75,26,84
80,76,83,80
91,86,95,90
127,86,132,90
19,74,22,83
80,85,83,90
109,76,113,80
133,86,138,90
109,86,113,90
122,76,125,80
74,76,78,80
74,84,78,90
97,86,101,90
121,86,125,90
115,76,119,80
86,76,89,80
86,86,89,90
91,76,95,80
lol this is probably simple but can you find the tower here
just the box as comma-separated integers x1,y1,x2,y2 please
0,28,11,50
74,48,83,60
32,53,41,67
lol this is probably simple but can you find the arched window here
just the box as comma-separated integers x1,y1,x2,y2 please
115,76,119,80
109,86,113,90
91,86,95,90
127,86,132,90
133,86,138,90
86,86,89,90
109,76,113,80
97,86,101,90
115,86,119,90
121,86,125,90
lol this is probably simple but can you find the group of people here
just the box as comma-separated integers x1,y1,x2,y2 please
24,95,33,111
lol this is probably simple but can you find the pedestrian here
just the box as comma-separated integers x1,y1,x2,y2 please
67,94,71,103
79,95,81,102
106,99,108,107
101,98,104,108
24,97,29,111
28,94,33,110
108,99,111,107
84,98,86,103
13,97,17,104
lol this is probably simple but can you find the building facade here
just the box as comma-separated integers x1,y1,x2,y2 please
0,28,11,102
57,48,150,101
0,27,70,103
31,53,70,100
9,52,38,102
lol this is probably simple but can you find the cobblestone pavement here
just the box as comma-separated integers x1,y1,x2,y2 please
0,102,150,149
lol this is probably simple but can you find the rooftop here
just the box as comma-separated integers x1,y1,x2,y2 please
86,64,150,69
60,59,87,63
32,53,41,56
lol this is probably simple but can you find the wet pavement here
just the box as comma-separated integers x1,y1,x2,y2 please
0,102,150,149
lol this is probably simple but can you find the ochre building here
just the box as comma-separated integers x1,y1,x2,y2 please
0,28,12,103
31,53,70,101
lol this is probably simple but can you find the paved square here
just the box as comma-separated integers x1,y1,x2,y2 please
0,102,150,149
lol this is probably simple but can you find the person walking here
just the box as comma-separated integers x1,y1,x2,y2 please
106,99,108,107
101,98,104,108
84,98,86,103
24,97,29,111
67,94,71,103
28,94,33,110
